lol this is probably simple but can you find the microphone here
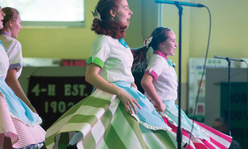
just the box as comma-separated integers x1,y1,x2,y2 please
155,0,205,7
214,56,244,62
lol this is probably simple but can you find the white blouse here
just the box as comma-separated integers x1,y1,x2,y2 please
0,34,23,79
88,35,134,83
0,41,9,80
144,50,178,101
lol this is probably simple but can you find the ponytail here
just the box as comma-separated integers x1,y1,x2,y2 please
131,46,149,66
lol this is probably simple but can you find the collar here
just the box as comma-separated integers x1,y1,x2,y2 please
153,50,176,67
118,38,129,48
153,50,168,60
0,30,10,36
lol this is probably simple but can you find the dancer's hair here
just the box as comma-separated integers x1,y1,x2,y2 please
132,27,172,65
91,0,127,39
0,7,20,31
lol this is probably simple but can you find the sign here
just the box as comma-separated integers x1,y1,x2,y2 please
220,82,248,149
28,76,93,130
188,58,238,122
62,60,86,67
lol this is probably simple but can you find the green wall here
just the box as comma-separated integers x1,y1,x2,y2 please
162,0,248,82
190,0,248,58
18,0,148,60
17,0,248,83
18,0,98,59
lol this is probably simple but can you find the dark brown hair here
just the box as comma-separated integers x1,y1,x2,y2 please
1,7,19,30
132,27,172,65
91,0,127,39
149,27,172,50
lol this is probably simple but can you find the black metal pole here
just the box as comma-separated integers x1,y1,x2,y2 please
175,3,183,149
227,58,231,136
154,1,208,148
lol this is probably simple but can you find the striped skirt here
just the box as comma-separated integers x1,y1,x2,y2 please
45,88,185,149
0,91,46,149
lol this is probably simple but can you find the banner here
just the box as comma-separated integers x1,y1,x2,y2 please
220,82,248,149
28,76,93,130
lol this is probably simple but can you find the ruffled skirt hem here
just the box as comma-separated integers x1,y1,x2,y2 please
0,92,46,148
156,100,232,149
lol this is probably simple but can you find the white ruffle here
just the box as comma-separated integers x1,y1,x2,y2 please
0,91,42,127
131,113,172,131
159,112,210,141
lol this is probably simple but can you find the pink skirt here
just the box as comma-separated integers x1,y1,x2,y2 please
162,117,232,149
0,92,46,148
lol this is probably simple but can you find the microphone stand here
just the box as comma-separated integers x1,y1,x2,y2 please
226,58,231,135
155,2,184,148
214,56,233,135
175,3,183,148
155,1,205,148
214,56,235,136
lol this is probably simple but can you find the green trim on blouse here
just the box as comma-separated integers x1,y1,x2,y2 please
87,56,104,68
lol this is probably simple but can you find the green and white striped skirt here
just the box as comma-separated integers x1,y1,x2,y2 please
45,87,183,149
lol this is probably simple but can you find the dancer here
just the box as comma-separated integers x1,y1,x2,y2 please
0,7,37,113
0,6,46,149
45,0,181,149
140,26,233,148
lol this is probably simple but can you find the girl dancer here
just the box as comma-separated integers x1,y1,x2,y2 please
45,0,180,149
141,26,232,149
0,7,37,113
0,6,46,149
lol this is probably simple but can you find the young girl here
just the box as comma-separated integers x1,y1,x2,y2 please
0,7,37,113
141,27,232,148
45,1,181,149
0,6,46,149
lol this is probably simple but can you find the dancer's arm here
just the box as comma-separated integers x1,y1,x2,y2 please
141,74,165,112
5,69,37,113
131,82,137,89
86,63,141,114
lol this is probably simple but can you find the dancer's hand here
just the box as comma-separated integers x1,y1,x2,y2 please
131,82,137,89
117,89,141,114
155,102,165,112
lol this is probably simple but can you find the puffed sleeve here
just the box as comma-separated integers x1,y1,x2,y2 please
144,55,167,81
87,35,110,68
7,40,22,71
